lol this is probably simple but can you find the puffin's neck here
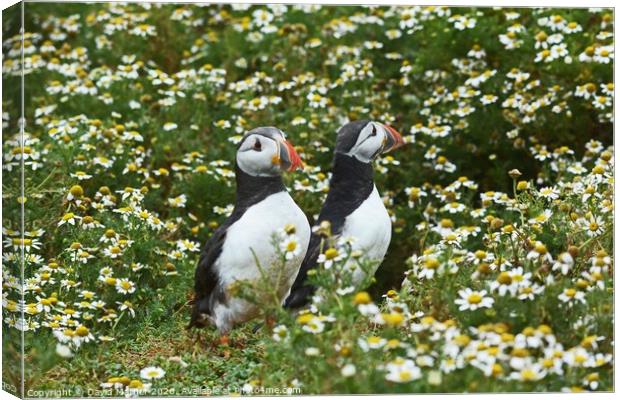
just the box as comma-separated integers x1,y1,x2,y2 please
330,152,374,190
316,153,375,234
234,165,286,210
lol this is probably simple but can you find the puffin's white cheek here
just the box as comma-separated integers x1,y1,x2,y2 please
237,147,279,176
357,138,382,161
238,151,263,173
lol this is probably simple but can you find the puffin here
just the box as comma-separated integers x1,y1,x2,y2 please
189,127,310,333
284,120,404,309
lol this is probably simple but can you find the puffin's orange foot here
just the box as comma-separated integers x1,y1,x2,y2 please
265,315,276,329
218,334,230,347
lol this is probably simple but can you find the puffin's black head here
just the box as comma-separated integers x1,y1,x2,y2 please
236,127,303,177
335,120,405,163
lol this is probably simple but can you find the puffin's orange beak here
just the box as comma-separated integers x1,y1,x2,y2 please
382,124,405,153
278,139,304,171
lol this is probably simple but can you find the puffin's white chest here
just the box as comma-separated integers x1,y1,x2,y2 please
341,186,391,283
213,191,310,331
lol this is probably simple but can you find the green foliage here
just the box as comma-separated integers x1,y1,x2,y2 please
1,3,613,395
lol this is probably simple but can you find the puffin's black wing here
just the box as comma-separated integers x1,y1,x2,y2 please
284,153,374,309
188,226,228,328
189,167,289,328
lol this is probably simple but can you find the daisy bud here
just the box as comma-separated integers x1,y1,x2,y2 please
516,181,529,191
508,169,522,179
284,223,296,234
69,185,84,197
568,245,579,258
75,325,90,337
491,218,504,230
477,263,491,275
600,150,612,161
353,291,372,305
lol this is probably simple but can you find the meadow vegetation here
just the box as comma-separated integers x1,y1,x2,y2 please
2,3,613,395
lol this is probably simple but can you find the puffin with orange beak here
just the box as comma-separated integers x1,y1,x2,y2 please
285,120,405,309
190,127,310,332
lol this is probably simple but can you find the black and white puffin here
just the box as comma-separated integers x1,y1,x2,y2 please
284,120,404,308
189,127,310,333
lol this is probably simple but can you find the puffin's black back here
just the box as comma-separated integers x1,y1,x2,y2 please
285,122,374,309
189,165,287,328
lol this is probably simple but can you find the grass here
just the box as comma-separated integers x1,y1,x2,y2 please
1,3,613,396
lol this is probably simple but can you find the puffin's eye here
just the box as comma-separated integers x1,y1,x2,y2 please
370,125,377,137
253,138,262,151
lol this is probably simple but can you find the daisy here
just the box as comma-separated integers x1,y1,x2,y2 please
272,325,288,342
552,252,574,275
358,336,387,352
305,347,320,356
417,257,442,279
115,278,136,295
341,364,356,377
538,186,560,200
527,242,553,263
480,94,498,105
385,358,422,383
301,317,325,334
579,215,605,237
58,212,80,227
558,288,586,305
140,366,166,380
168,194,187,208
593,45,613,63
163,122,178,131
279,235,301,260
510,363,547,382
455,288,494,311
517,283,544,301
489,271,518,296
103,245,124,259
317,247,344,269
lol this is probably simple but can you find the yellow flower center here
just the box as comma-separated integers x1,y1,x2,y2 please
497,272,512,285
467,293,482,304
445,233,457,241
324,248,339,260
62,213,75,221
521,369,536,381
399,371,412,381
382,312,404,326
425,258,440,269
76,325,89,336
440,218,453,228
353,291,371,305
534,243,547,254
128,380,143,389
